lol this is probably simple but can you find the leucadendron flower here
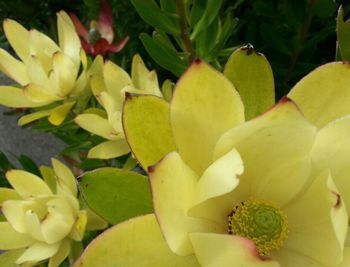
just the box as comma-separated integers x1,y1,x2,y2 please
0,11,92,126
74,60,350,267
74,54,162,159
0,159,107,267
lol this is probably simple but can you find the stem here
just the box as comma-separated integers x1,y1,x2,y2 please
175,0,195,63
283,0,317,88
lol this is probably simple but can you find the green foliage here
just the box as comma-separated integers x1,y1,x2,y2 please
79,168,153,224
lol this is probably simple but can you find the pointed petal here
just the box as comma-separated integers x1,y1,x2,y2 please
73,214,200,267
16,242,60,265
74,113,115,139
69,210,87,241
87,139,130,159
311,115,350,215
0,222,33,249
51,158,77,196
149,152,223,256
108,36,129,52
48,239,71,267
190,233,279,267
3,19,29,61
57,11,81,67
283,170,348,266
18,110,51,126
215,98,317,206
6,169,52,198
24,83,62,103
26,55,50,88
0,188,20,205
0,86,44,108
171,60,244,175
48,101,75,126
69,13,88,40
288,62,350,128
192,148,243,206
24,210,45,241
97,0,114,43
0,48,29,85
52,52,78,96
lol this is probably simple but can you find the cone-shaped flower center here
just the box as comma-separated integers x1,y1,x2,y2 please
88,21,102,45
228,199,288,256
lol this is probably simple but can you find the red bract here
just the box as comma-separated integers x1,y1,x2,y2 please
70,0,129,56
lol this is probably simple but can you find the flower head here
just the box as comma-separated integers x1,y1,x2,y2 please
69,0,129,56
0,11,97,126
74,54,162,159
0,159,106,267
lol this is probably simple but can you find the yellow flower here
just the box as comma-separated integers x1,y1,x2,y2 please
0,159,107,267
75,61,350,266
0,11,89,126
74,54,162,159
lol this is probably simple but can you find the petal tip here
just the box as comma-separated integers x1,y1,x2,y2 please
241,43,255,55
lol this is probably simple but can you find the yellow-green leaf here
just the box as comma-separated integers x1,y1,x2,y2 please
224,45,275,120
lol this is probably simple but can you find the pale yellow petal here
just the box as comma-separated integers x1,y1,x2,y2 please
69,210,87,241
0,188,20,205
192,148,243,206
171,60,244,175
57,11,81,67
24,210,45,241
339,247,350,267
0,48,29,85
288,62,350,128
3,19,29,62
311,115,350,215
215,98,317,206
51,158,77,196
283,170,348,266
73,214,200,267
16,242,60,265
74,113,115,139
18,110,51,126
149,152,223,256
0,222,33,249
0,86,44,108
2,200,30,233
48,239,71,267
24,83,62,103
87,140,130,159
190,233,280,267
52,52,78,96
273,249,326,267
6,169,52,198
48,101,75,126
26,55,50,88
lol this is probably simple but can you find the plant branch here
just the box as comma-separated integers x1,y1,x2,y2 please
175,0,195,63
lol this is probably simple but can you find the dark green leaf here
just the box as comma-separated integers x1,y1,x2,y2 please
79,168,153,224
337,6,350,61
196,15,220,59
18,155,40,176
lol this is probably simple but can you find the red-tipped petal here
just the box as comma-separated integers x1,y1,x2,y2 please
69,12,89,40
97,0,114,43
108,36,129,53
80,37,93,55
92,38,110,55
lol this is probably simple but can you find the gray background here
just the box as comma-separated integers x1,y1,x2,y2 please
0,73,65,166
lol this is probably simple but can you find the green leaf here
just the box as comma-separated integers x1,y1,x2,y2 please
72,214,200,267
224,45,275,120
130,0,179,35
140,33,187,76
18,155,40,176
195,15,220,59
337,6,350,61
190,0,206,27
0,249,30,267
123,94,176,170
79,168,153,224
190,0,223,40
160,0,177,13
0,151,14,171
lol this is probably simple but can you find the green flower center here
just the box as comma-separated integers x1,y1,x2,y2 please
228,199,288,256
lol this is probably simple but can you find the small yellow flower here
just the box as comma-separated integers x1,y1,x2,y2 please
0,11,90,126
74,54,162,159
0,159,106,267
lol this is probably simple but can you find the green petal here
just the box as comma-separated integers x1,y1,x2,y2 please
149,152,223,256
283,170,348,266
0,222,33,249
123,94,176,169
6,169,52,198
171,60,244,175
73,214,200,267
0,86,44,108
288,62,350,128
190,233,279,267
224,45,275,120
87,140,130,159
215,98,317,206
